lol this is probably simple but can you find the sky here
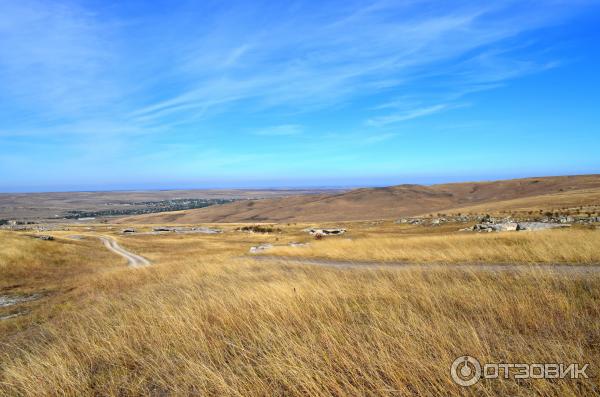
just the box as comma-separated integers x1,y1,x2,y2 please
0,0,599,192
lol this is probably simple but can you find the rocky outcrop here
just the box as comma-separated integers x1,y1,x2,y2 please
473,222,518,232
305,228,346,236
470,221,570,232
153,227,175,232
516,222,571,231
396,216,475,225
576,216,600,224
395,218,425,225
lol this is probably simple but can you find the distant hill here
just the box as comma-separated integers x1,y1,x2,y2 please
118,174,600,223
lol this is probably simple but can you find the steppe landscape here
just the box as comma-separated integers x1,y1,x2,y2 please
1,175,599,396
2,1,599,395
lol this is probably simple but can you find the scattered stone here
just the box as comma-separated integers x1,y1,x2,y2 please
454,216,473,223
305,228,346,236
395,213,600,228
473,222,518,232
576,216,600,224
249,243,273,254
1,224,67,232
153,227,175,232
0,294,41,307
479,214,495,223
470,221,569,232
558,216,574,224
516,222,571,231
31,235,54,241
186,227,222,234
395,218,425,225
288,242,309,247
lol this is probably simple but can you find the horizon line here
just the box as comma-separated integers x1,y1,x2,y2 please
1,173,598,195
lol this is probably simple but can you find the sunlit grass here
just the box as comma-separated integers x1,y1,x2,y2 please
2,259,599,396
268,229,600,264
1,226,599,396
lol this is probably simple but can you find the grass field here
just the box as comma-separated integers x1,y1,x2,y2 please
1,223,599,396
423,187,600,218
267,228,600,264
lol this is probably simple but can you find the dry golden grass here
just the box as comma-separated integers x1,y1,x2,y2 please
1,259,598,396
0,231,116,290
0,231,123,348
1,225,599,396
268,229,600,264
426,187,600,217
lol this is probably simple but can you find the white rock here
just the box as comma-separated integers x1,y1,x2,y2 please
306,228,346,236
516,222,570,231
249,244,273,254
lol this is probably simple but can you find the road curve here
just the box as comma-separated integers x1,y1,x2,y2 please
100,236,151,267
250,255,600,275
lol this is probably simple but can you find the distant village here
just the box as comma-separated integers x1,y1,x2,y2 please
0,198,236,225
62,198,236,219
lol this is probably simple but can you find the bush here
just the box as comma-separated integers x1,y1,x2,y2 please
237,225,281,233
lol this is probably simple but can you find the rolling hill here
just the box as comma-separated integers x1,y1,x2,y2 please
118,174,600,223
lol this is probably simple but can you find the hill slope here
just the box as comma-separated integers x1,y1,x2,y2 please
118,174,600,223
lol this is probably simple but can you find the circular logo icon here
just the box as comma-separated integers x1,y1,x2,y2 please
451,355,481,386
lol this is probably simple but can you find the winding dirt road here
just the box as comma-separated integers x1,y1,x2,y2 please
99,236,151,267
251,255,600,275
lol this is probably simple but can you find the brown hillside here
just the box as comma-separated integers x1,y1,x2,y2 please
118,174,600,223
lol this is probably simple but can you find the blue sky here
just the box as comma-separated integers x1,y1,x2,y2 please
1,0,599,192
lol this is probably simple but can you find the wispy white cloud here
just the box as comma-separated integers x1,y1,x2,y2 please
367,104,451,126
253,124,303,136
364,132,398,144
0,0,593,140
0,1,122,117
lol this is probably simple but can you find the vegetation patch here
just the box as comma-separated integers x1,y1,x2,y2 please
236,225,282,233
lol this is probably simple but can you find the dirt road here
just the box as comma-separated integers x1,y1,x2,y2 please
100,236,151,267
251,255,600,275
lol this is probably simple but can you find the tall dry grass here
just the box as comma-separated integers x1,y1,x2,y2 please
0,231,122,349
0,231,117,291
1,257,599,396
268,229,600,264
